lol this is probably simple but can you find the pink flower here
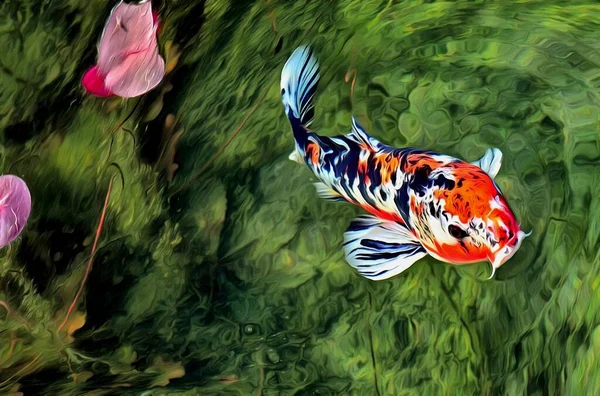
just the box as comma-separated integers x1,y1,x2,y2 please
0,175,31,248
82,1,165,98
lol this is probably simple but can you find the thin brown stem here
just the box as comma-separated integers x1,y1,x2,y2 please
58,177,114,333
169,81,274,198
257,365,265,396
0,300,33,330
0,333,17,367
103,99,141,165
367,291,381,396
345,67,358,107
109,98,142,136
268,11,278,33
0,301,9,316
0,353,41,389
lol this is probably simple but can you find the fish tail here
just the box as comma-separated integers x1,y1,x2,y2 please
280,45,320,148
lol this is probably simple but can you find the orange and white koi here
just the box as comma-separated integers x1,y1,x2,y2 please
280,46,530,281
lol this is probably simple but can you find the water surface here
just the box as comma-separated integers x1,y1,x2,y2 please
0,1,599,394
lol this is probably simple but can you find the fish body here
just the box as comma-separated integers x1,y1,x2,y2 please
280,46,528,281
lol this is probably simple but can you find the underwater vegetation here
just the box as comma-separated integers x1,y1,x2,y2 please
0,0,600,395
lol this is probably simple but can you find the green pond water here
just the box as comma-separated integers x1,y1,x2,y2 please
1,0,600,394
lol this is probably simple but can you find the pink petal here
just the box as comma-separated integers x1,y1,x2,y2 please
105,45,165,98
87,1,164,98
97,1,157,75
82,65,114,97
0,175,31,248
152,10,160,27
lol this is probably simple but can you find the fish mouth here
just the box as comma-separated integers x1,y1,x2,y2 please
487,230,530,279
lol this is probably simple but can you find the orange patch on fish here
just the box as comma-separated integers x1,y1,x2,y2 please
306,141,321,165
374,153,401,184
409,195,420,216
358,156,368,175
402,153,444,174
434,165,496,224
488,205,516,244
431,238,488,264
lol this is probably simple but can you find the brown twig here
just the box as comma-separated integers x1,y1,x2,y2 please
345,67,358,106
109,98,142,136
0,301,9,316
0,353,41,389
58,177,114,333
0,332,17,367
268,11,278,33
257,365,265,396
169,81,274,198
366,291,381,396
0,300,33,330
103,98,142,164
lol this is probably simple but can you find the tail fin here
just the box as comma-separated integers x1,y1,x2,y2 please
281,46,320,132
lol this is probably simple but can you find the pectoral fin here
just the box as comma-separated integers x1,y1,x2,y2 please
472,148,502,179
289,149,303,164
343,215,427,281
313,182,345,202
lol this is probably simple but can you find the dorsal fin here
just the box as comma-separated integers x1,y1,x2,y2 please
348,116,382,151
471,148,503,179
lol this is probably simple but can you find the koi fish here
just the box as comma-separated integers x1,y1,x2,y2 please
82,0,165,98
280,46,529,281
0,175,31,248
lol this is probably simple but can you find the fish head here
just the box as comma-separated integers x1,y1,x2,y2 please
407,162,528,276
482,193,530,278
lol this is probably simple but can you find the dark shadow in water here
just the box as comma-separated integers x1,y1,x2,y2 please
138,0,208,166
16,219,88,294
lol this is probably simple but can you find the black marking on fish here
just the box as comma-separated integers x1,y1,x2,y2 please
433,174,455,190
409,165,432,197
395,185,411,223
380,190,387,201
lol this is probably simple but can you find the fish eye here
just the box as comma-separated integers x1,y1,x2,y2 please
448,224,468,239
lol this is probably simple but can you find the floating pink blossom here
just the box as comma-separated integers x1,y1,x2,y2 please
0,175,31,248
82,0,165,98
